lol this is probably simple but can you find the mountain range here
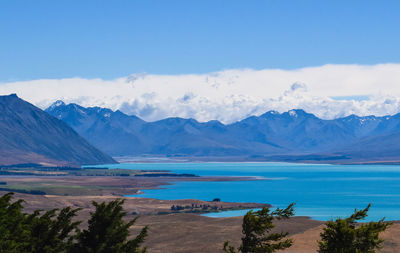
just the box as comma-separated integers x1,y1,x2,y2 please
0,94,116,166
46,101,400,164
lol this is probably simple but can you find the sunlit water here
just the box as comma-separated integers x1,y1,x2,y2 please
93,162,400,221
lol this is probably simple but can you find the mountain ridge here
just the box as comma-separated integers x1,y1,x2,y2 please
45,101,400,163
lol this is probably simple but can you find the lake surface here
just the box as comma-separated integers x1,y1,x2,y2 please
99,162,400,221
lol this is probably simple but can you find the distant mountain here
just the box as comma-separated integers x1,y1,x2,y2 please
332,132,400,163
0,94,116,166
46,101,400,164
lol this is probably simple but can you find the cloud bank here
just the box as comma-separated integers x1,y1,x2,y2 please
1,64,400,123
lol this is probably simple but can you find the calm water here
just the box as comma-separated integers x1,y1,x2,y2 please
98,162,400,221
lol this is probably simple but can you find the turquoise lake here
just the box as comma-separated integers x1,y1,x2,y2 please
98,162,400,221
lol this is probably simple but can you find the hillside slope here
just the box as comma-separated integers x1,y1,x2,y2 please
0,94,116,166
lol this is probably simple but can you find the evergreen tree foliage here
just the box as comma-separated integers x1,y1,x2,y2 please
0,193,148,253
26,207,81,253
0,192,29,252
318,203,392,253
73,199,148,253
223,203,295,253
0,192,80,253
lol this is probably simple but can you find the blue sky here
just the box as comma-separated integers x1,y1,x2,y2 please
1,0,400,81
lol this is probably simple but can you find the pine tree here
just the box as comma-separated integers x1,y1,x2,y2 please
223,203,295,253
73,199,148,253
0,192,29,252
318,203,392,253
0,192,80,253
25,207,81,253
0,193,149,253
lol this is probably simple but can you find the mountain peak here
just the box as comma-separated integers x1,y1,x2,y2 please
259,109,315,119
0,93,19,101
259,110,280,118
275,109,317,121
265,110,279,115
288,109,298,117
48,100,66,110
290,109,306,114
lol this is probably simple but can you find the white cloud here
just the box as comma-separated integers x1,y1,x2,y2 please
1,64,400,123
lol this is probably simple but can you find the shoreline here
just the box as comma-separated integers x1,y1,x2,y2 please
112,157,400,166
0,173,262,202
